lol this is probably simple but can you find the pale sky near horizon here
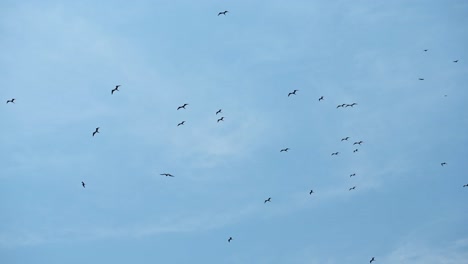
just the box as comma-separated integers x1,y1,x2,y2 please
1,1,468,263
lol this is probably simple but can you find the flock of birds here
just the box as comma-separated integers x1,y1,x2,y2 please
3,9,465,264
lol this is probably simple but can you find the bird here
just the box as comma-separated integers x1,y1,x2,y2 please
111,85,120,94
349,103,357,107
349,186,356,191
177,103,188,110
228,237,233,242
370,257,375,263
81,181,86,188
463,184,468,187
331,152,339,156
341,137,350,141
218,10,228,16
216,109,222,115
453,60,458,63
309,190,314,195
6,98,15,104
280,148,289,152
353,149,358,153
353,141,363,145
318,96,324,101
337,103,346,108
350,173,356,177
264,197,271,203
92,127,100,136
160,173,174,177
288,90,298,97
424,49,428,52
419,78,424,80
441,162,447,166
217,117,224,123
177,121,185,126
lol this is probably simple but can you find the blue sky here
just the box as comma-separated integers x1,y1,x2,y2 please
1,0,468,263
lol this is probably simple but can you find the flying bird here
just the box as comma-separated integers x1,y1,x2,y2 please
370,257,375,263
218,10,228,16
177,103,188,110
331,152,339,156
92,127,100,136
350,173,356,177
318,96,324,101
216,109,222,115
177,121,185,126
453,60,459,63
288,90,298,97
81,181,86,188
424,49,428,52
160,173,174,177
280,148,289,152
463,184,468,187
264,197,271,203
337,103,346,108
6,98,15,104
228,237,233,242
349,103,357,107
111,85,120,94
353,141,363,145
441,162,447,166
341,137,350,141
349,186,356,191
217,117,224,123
309,190,314,195
419,78,424,80
353,149,359,153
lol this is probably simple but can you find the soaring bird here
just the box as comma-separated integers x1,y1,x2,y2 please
216,109,222,115
228,237,233,242
349,103,357,107
81,181,86,188
353,149,359,153
217,117,224,123
331,152,339,156
349,186,356,191
218,10,228,16
424,49,428,52
453,60,459,63
177,103,188,110
160,173,174,177
337,103,346,108
463,184,468,187
441,162,447,166
288,90,298,97
419,78,424,80
6,98,15,104
370,257,375,263
341,137,350,141
111,85,120,94
353,141,363,145
177,121,185,126
280,148,289,152
92,127,100,137
264,197,271,203
309,190,314,195
350,173,356,177
318,96,324,101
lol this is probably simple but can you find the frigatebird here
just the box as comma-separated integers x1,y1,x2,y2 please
177,103,188,110
228,237,233,242
217,117,224,123
419,78,424,80
453,60,459,63
318,96,324,101
353,149,358,153
264,197,271,203
341,137,350,141
349,186,356,191
353,141,363,145
216,109,222,115
288,90,298,97
280,148,289,152
370,257,375,263
463,184,468,187
6,98,15,104
331,152,339,156
82,181,86,188
441,162,447,166
111,85,120,94
309,190,314,195
177,121,185,126
218,10,228,16
160,173,174,177
424,49,428,52
350,173,356,177
92,127,100,137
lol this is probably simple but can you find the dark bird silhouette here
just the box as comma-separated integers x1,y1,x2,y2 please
370,257,375,263
318,96,324,101
6,98,15,104
217,117,224,123
349,186,356,191
424,49,428,52
419,78,424,81
353,149,358,153
350,173,356,177
309,190,314,195
463,184,468,187
337,103,346,108
177,121,185,126
280,148,289,152
353,141,363,145
441,162,447,166
111,85,120,94
341,137,350,141
349,103,357,107
331,152,339,156
177,103,188,110
216,109,222,115
264,197,271,203
92,127,100,137
228,237,233,242
160,173,174,177
218,10,228,16
453,60,458,63
82,181,86,188
288,90,298,97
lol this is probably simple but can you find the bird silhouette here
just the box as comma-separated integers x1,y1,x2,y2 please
349,103,357,107
82,181,86,188
288,90,298,97
218,10,228,16
424,49,428,52
336,103,346,108
453,60,459,63
280,148,289,152
353,141,363,145
228,237,233,242
160,173,174,177
341,137,350,141
6,98,15,104
177,121,185,126
92,127,100,136
309,190,314,195
177,103,188,110
350,173,356,177
349,186,356,191
370,257,375,263
264,197,271,203
216,109,222,115
318,96,324,101
331,152,339,156
463,184,468,187
111,85,120,94
217,117,224,123
441,162,447,166
419,78,424,80
353,149,359,153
